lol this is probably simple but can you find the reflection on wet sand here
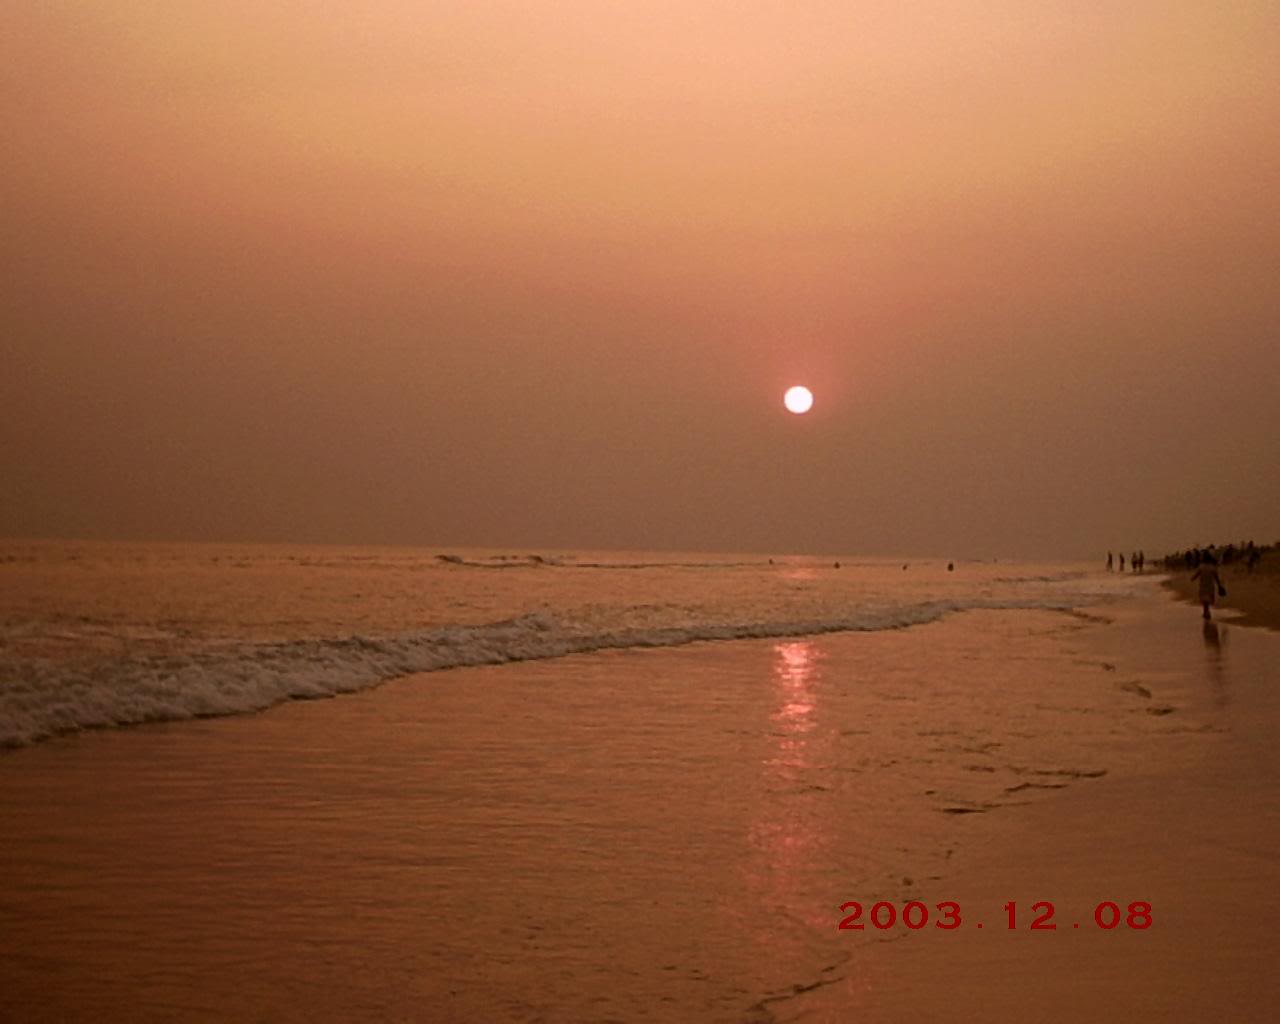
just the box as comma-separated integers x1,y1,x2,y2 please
771,640,819,776
1202,620,1229,707
744,640,835,951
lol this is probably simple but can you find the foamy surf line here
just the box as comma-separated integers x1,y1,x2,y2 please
434,553,768,569
1,597,1101,749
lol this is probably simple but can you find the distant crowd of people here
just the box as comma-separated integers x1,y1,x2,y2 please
1105,550,1146,573
1105,540,1270,575
1159,540,1267,573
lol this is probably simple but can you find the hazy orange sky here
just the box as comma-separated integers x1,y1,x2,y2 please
3,1,1277,558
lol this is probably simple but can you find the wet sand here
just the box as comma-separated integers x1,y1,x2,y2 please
1,591,1277,1021
788,597,1280,1021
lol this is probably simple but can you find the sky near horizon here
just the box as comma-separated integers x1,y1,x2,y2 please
3,1,1278,559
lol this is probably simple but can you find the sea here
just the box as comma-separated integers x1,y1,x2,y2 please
0,539,1146,750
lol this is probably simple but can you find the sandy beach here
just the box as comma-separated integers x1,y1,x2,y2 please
3,585,1277,1022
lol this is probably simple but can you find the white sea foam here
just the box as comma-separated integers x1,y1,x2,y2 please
434,552,764,570
0,595,1103,749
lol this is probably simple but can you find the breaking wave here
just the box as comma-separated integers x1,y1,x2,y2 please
0,595,1093,749
434,553,767,570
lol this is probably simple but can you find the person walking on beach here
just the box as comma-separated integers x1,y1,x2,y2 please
1118,553,1125,572
1191,553,1225,621
1107,551,1114,571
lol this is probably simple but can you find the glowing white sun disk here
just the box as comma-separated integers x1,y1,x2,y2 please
784,385,814,414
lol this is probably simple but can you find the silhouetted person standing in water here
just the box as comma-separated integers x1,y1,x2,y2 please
1107,551,1114,571
1119,553,1125,572
1191,554,1225,621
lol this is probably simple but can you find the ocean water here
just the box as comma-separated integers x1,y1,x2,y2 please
0,540,1145,749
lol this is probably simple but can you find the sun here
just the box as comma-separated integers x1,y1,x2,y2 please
783,385,814,415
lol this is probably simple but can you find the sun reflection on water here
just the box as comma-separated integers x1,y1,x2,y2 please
769,640,819,779
741,639,837,956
